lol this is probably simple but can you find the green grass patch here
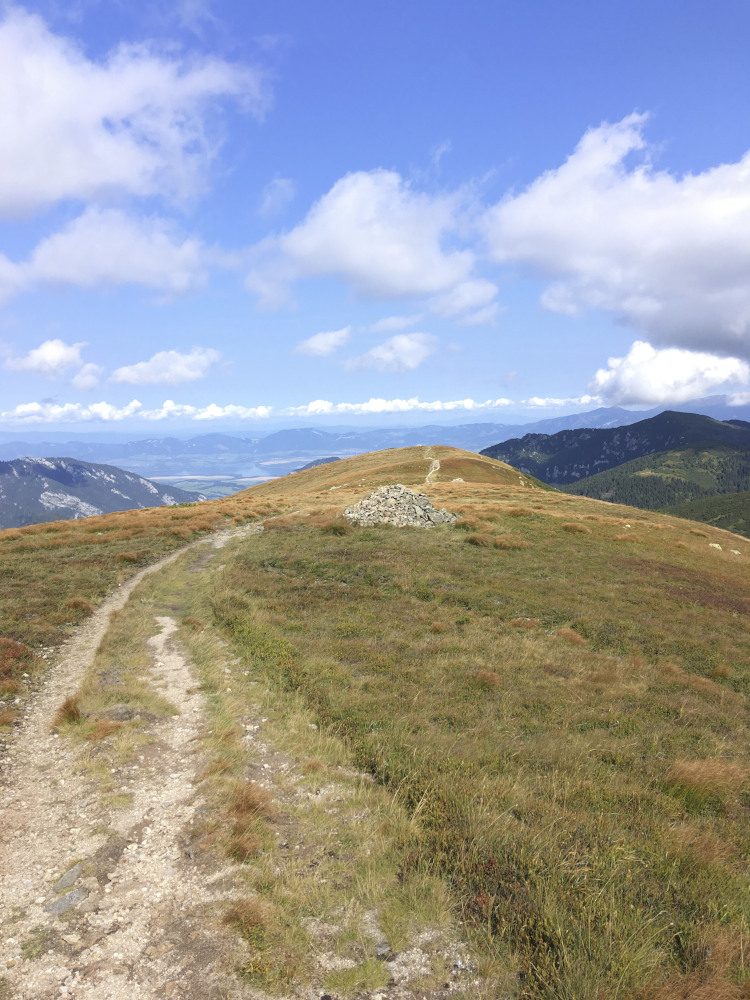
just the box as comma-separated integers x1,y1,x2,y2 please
206,515,750,999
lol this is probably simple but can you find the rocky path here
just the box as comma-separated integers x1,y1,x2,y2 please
425,456,440,484
0,528,259,1000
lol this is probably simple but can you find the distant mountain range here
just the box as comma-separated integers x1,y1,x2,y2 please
0,405,698,481
480,411,750,485
0,458,202,529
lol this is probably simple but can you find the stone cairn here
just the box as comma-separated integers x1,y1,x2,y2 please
343,483,458,528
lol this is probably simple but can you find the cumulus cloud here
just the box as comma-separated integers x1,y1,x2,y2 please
0,397,271,424
247,169,474,307
111,347,221,385
589,341,750,405
484,113,750,358
0,398,144,423
5,338,85,377
346,333,437,373
29,208,208,295
0,6,266,215
70,362,104,391
295,327,351,356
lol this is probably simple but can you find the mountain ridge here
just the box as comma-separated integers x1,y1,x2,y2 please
0,457,203,529
480,410,750,484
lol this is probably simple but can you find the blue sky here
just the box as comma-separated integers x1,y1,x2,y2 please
1,0,750,431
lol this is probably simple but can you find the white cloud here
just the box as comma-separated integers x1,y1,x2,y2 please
0,6,266,216
111,347,221,385
191,403,273,420
29,208,208,295
5,338,85,377
283,396,513,417
247,169,474,307
484,113,750,358
259,177,296,216
522,394,602,409
589,340,750,405
0,394,517,424
369,314,422,333
70,362,104,391
429,278,498,318
346,333,437,373
295,327,351,357
0,398,143,423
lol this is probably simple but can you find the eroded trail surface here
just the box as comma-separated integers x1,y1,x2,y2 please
0,531,255,1000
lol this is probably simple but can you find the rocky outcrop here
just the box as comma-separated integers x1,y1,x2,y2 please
344,484,458,528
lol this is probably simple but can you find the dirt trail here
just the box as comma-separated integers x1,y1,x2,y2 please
424,451,440,484
0,527,260,999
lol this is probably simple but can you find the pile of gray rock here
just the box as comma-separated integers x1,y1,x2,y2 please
343,484,458,528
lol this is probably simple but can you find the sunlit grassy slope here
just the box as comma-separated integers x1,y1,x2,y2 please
3,445,750,998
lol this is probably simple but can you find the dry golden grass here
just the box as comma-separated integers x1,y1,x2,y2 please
64,597,93,614
227,779,275,820
465,532,493,547
90,718,123,741
474,669,503,688
494,533,533,549
52,695,82,730
711,664,733,679
645,972,745,1000
562,521,592,534
556,627,588,646
667,759,748,795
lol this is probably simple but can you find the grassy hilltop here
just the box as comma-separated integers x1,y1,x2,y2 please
2,445,749,999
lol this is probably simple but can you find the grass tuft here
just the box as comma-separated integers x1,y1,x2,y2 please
465,533,492,547
556,627,587,646
223,898,271,944
52,695,83,730
562,521,591,534
494,534,532,550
